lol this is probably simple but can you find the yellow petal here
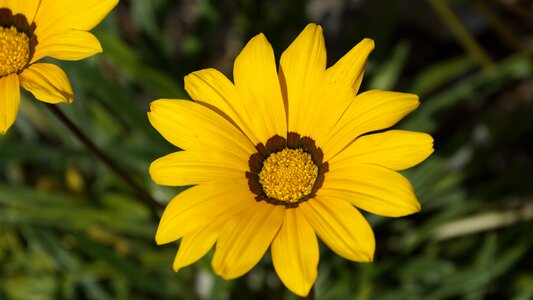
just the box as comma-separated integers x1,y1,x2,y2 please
184,68,260,144
173,220,221,272
155,180,252,245
233,33,286,144
331,130,434,171
0,0,41,23
0,74,20,135
212,201,284,279
31,30,102,63
173,195,260,272
19,63,74,104
279,23,326,134
149,150,247,186
322,163,420,217
300,197,375,262
271,209,318,297
322,90,420,161
308,38,374,142
148,99,255,160
34,0,118,40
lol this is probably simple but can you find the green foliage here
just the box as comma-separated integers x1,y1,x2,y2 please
1,0,532,299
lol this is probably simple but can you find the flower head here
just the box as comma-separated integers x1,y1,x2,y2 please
0,0,118,134
149,24,434,297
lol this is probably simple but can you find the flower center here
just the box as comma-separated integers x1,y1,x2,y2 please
259,148,318,203
246,133,329,208
0,26,30,76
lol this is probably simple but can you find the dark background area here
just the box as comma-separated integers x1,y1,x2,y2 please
1,0,532,299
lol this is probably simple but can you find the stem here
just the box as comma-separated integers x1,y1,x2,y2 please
475,1,526,53
45,103,163,213
427,0,493,68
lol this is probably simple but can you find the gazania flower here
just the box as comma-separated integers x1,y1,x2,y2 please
149,24,433,296
0,0,118,134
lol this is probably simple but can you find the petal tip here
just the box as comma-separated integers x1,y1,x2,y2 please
93,39,104,54
364,248,376,263
155,227,175,245
172,265,183,273
148,100,158,111
147,162,159,182
291,285,314,298
363,249,375,262
183,68,219,95
357,38,375,53
148,159,168,186
211,260,232,280
402,199,422,216
366,38,376,47
155,236,166,245
148,99,165,114
249,32,270,47
172,257,186,273
154,234,165,245
400,92,420,104
212,259,243,280
304,23,322,32
415,201,422,213
66,95,75,104
407,94,421,111
146,111,156,128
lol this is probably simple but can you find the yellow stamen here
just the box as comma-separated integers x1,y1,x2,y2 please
259,148,318,203
0,26,30,76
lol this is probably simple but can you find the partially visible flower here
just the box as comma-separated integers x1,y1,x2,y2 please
149,24,434,296
0,0,118,134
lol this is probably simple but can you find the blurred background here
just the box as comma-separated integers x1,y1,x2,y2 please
1,0,532,299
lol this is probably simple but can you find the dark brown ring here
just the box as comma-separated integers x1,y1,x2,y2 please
0,8,39,71
246,132,328,208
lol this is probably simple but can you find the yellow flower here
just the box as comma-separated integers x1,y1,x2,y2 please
149,24,434,297
0,0,118,134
